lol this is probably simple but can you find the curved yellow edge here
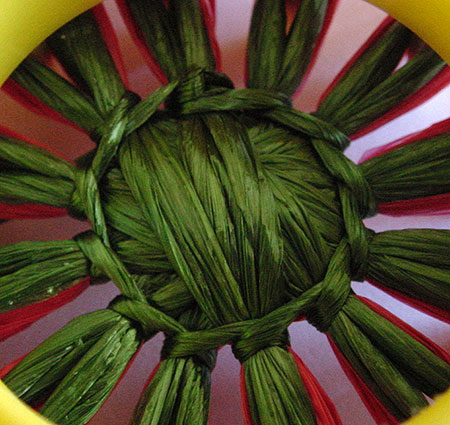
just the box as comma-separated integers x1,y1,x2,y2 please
367,0,450,64
0,381,53,425
1,379,450,425
404,389,450,425
0,0,103,86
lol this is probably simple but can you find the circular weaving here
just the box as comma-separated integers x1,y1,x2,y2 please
0,1,449,425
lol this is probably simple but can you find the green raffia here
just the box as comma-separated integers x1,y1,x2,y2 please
247,0,286,90
126,0,185,80
344,297,450,397
368,229,450,313
130,355,213,425
0,173,72,209
2,2,450,425
118,114,318,424
38,320,139,425
6,310,140,425
318,22,413,120
130,309,215,425
317,22,445,134
244,346,316,425
11,58,103,133
47,11,126,117
0,136,73,179
4,310,125,404
247,0,330,95
0,241,89,312
329,295,450,421
172,0,216,71
335,48,445,134
360,133,450,202
277,0,328,94
120,123,250,325
0,135,74,208
328,310,427,421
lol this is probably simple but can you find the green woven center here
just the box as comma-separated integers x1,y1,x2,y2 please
51,62,381,377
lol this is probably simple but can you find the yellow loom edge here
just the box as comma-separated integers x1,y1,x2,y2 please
0,0,102,86
0,381,52,425
368,0,450,65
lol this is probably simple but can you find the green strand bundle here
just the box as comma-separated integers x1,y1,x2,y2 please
0,241,88,311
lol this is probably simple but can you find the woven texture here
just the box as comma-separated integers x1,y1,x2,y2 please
1,1,450,425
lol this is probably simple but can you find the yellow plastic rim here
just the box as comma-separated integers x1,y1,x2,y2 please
0,0,102,87
0,0,450,86
0,381,52,425
0,0,449,424
368,0,450,65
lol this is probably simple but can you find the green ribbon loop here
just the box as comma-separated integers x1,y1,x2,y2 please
303,240,352,332
74,230,146,302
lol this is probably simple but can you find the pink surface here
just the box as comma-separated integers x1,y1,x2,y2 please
0,1,449,424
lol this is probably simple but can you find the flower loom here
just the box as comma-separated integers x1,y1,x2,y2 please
0,1,450,424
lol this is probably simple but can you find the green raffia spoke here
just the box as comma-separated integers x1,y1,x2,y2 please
247,0,330,96
130,356,212,425
39,321,139,425
126,0,185,80
335,49,445,134
318,22,413,119
247,0,286,90
0,241,89,312
0,174,73,208
329,311,427,421
4,310,125,404
47,11,126,117
360,133,450,202
277,0,328,95
0,134,75,208
0,136,74,179
130,309,214,425
244,347,316,425
317,22,445,134
344,297,450,397
368,229,450,313
125,0,215,80
172,0,216,71
10,313,140,425
329,295,450,421
11,58,103,133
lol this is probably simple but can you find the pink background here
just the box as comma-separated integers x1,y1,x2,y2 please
1,1,449,424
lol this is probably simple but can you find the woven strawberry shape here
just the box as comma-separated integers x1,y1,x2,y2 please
0,1,449,425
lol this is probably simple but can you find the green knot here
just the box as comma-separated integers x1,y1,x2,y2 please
165,67,234,111
68,92,140,242
231,330,290,364
303,240,352,332
110,295,217,371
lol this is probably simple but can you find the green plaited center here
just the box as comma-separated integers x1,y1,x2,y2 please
67,65,375,345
